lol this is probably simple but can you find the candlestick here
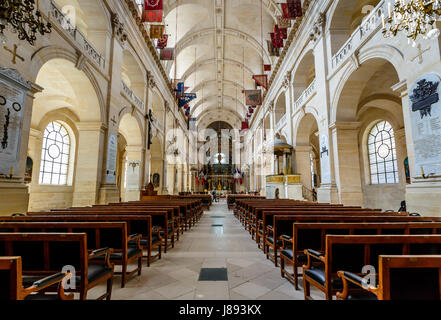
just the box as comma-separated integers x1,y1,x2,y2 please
420,165,425,177
10,166,14,176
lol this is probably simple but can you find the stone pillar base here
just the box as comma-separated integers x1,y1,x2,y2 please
0,179,29,216
98,184,120,204
317,183,339,204
406,181,441,216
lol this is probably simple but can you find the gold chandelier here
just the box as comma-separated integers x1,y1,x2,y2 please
382,0,441,42
0,0,52,45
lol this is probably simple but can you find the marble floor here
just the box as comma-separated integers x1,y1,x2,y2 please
88,200,323,300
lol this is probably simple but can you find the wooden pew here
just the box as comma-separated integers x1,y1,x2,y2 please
303,235,441,300
0,233,114,300
337,255,441,300
0,222,143,288
227,195,265,210
1,215,161,266
278,221,441,290
30,209,175,253
0,256,73,300
256,209,402,249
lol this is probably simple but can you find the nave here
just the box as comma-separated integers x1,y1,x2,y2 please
87,200,322,300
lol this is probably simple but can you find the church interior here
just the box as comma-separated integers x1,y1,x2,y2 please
1,0,441,302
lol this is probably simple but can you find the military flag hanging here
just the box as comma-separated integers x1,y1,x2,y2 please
188,118,197,131
160,48,174,60
144,0,163,10
267,40,280,56
277,15,291,29
241,121,249,130
276,25,288,40
150,24,164,39
178,93,197,108
270,32,283,49
174,82,185,98
264,64,272,72
252,75,268,90
185,107,191,117
288,0,303,18
142,10,163,22
245,90,262,106
157,34,168,49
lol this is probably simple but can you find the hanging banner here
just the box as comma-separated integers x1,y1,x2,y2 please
188,118,197,131
288,0,303,18
144,0,163,10
270,32,283,49
174,82,185,98
150,24,164,39
157,34,168,49
264,64,272,72
142,10,163,23
281,3,294,19
241,121,249,130
252,75,268,90
277,15,291,28
160,47,174,60
245,90,262,106
267,40,280,56
178,93,197,108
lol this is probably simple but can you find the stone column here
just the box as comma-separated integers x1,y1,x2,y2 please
330,122,363,206
295,145,313,191
73,122,106,207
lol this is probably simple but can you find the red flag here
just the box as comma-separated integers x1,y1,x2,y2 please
252,75,268,90
281,3,293,19
160,48,174,60
270,32,283,49
264,64,271,72
287,0,303,18
144,0,163,10
241,121,249,130
143,10,163,22
157,34,168,49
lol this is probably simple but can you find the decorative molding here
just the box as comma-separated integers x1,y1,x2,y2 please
309,12,326,42
111,13,128,45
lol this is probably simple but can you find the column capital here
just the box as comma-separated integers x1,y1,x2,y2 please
76,122,107,132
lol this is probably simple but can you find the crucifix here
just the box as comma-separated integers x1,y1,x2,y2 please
411,44,431,64
4,45,25,64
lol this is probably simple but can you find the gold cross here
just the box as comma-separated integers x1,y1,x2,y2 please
411,44,431,64
3,45,24,64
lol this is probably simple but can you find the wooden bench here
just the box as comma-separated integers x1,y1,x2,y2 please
278,221,441,290
2,215,161,266
0,233,114,300
303,235,441,300
31,209,175,253
337,255,441,300
0,256,73,300
227,195,265,210
0,222,143,288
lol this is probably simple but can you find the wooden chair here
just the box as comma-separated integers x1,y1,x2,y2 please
303,235,441,300
337,255,441,300
0,222,143,288
0,256,73,300
0,233,114,300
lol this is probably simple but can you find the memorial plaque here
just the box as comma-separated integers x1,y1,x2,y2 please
105,133,118,183
0,68,31,175
409,73,441,175
127,160,140,190
320,134,331,184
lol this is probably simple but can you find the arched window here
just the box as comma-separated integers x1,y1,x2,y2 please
368,120,399,184
39,121,71,185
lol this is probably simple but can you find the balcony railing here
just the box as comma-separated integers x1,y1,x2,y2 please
275,114,287,132
331,0,386,71
50,0,106,72
121,81,145,111
294,78,316,110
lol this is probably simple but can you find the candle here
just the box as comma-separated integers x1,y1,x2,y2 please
420,166,425,176
382,14,386,29
9,166,13,176
388,2,391,18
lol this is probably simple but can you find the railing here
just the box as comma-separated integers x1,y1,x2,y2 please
121,81,145,111
294,78,316,110
302,185,317,202
275,114,287,132
50,0,106,71
331,0,386,71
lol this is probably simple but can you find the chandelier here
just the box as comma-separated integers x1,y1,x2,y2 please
382,0,441,43
0,0,52,45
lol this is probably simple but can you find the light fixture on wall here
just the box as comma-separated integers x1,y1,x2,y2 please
0,0,52,45
382,0,441,44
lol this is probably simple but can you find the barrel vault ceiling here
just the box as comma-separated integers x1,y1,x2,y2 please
159,0,281,129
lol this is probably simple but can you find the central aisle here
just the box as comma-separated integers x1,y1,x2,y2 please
96,200,321,300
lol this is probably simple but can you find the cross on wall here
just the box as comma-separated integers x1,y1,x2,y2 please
3,45,24,64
